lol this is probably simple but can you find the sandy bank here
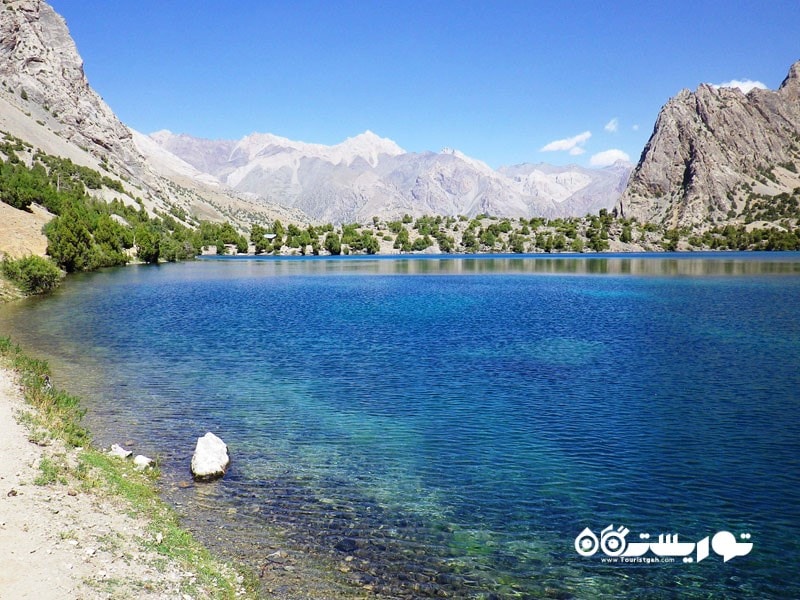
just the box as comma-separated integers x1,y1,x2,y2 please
0,365,244,599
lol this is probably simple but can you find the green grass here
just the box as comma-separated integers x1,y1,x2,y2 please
0,336,256,599
34,455,67,485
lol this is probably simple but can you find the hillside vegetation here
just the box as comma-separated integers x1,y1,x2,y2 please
3,130,800,299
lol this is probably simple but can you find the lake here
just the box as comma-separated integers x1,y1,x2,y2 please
2,253,799,598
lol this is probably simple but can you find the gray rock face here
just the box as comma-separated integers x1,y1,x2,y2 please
190,432,230,482
0,1,301,229
149,131,633,223
616,60,800,228
0,0,139,171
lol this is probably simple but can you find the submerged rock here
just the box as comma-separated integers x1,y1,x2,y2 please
334,537,358,553
108,443,132,459
190,432,230,481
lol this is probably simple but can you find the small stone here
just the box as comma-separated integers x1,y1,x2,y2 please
7,489,17,497
108,444,132,459
67,489,77,496
334,537,358,553
177,481,192,489
133,455,153,471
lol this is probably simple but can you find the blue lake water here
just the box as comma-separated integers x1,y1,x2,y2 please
2,253,799,598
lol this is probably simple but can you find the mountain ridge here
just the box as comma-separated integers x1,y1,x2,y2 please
145,129,632,224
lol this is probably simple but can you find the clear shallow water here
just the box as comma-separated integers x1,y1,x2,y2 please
2,253,800,598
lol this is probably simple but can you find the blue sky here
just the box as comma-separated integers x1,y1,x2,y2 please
48,1,800,169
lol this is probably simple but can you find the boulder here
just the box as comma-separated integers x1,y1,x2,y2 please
190,432,230,481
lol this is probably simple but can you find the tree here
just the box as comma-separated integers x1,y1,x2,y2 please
461,229,479,253
411,235,432,251
621,224,633,243
251,223,270,254
1,255,61,294
510,234,526,254
324,232,342,255
135,224,160,264
393,228,410,251
43,207,93,272
361,232,380,254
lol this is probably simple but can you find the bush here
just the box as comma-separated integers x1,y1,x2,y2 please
1,255,62,294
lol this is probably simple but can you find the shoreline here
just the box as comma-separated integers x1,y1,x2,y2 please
0,346,252,599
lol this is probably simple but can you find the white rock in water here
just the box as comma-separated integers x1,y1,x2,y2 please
108,444,132,459
190,432,230,481
133,455,153,471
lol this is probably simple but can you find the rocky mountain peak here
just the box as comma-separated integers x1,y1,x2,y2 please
779,60,800,93
616,60,800,228
0,0,140,171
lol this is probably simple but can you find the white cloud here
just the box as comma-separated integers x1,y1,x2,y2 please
632,124,640,131
540,130,591,153
590,149,630,167
713,79,768,94
604,118,619,133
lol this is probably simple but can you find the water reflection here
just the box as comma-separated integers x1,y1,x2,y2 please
201,252,800,277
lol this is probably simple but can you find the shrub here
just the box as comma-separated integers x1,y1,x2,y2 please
1,255,62,294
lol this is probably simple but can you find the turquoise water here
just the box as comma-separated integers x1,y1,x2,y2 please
2,254,799,598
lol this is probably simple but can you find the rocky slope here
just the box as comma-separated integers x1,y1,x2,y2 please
0,0,301,242
0,1,630,229
146,130,632,224
616,60,800,228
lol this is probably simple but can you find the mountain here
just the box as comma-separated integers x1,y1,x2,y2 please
145,130,632,224
0,0,301,251
1,0,630,241
616,60,800,228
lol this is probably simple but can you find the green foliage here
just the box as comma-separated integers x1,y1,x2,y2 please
0,160,59,211
411,235,432,251
43,203,94,272
461,229,479,253
621,224,633,243
1,255,62,294
0,337,89,447
195,221,247,255
361,231,380,254
509,234,526,254
324,232,341,255
35,456,68,486
135,223,160,263
393,228,411,251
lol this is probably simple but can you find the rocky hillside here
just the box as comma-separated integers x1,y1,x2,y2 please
617,60,800,229
0,0,301,245
146,130,632,224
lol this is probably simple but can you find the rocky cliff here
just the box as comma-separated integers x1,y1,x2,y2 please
0,0,140,172
0,0,301,230
617,61,800,228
